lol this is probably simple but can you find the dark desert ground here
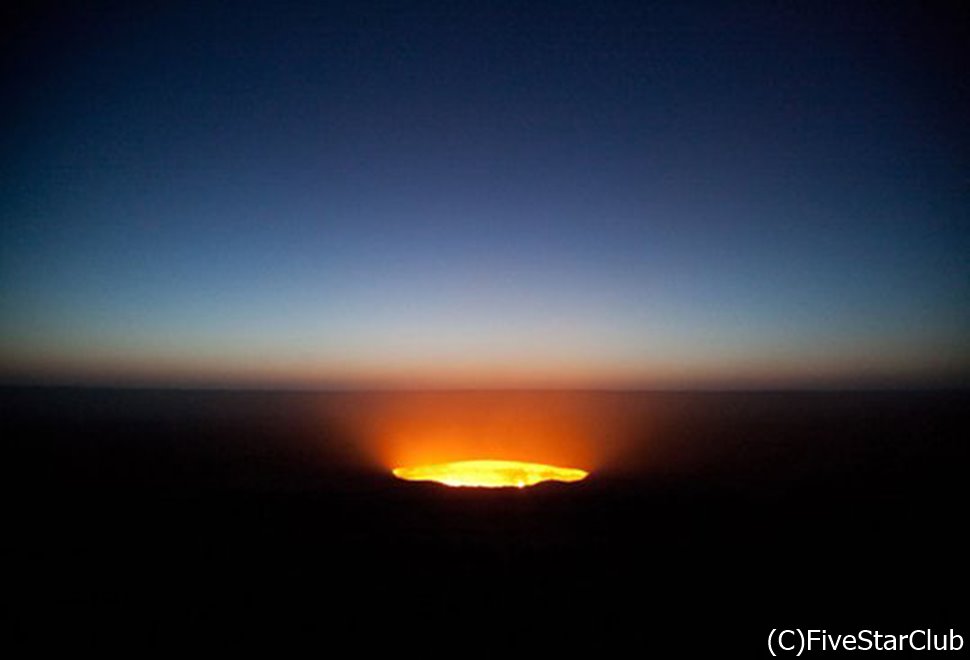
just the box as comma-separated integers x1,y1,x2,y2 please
5,387,967,653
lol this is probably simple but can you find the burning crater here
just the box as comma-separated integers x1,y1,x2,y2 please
392,459,588,488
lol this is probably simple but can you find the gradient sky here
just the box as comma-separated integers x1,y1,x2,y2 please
2,1,968,388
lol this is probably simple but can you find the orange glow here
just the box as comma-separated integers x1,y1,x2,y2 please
392,459,589,488
325,391,647,473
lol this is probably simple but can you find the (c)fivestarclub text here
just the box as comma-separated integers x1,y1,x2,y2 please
768,629,964,655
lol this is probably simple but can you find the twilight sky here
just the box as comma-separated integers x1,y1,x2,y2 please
2,1,968,388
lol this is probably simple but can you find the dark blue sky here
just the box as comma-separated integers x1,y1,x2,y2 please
2,1,967,387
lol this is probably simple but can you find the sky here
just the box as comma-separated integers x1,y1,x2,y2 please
2,0,968,389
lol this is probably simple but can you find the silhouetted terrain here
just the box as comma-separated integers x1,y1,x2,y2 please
5,388,967,655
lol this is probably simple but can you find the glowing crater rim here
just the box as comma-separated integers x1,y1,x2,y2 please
392,459,589,488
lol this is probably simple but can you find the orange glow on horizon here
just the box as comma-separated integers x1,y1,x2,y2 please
392,459,589,488
328,391,638,473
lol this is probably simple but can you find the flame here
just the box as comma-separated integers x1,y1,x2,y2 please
392,459,589,488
